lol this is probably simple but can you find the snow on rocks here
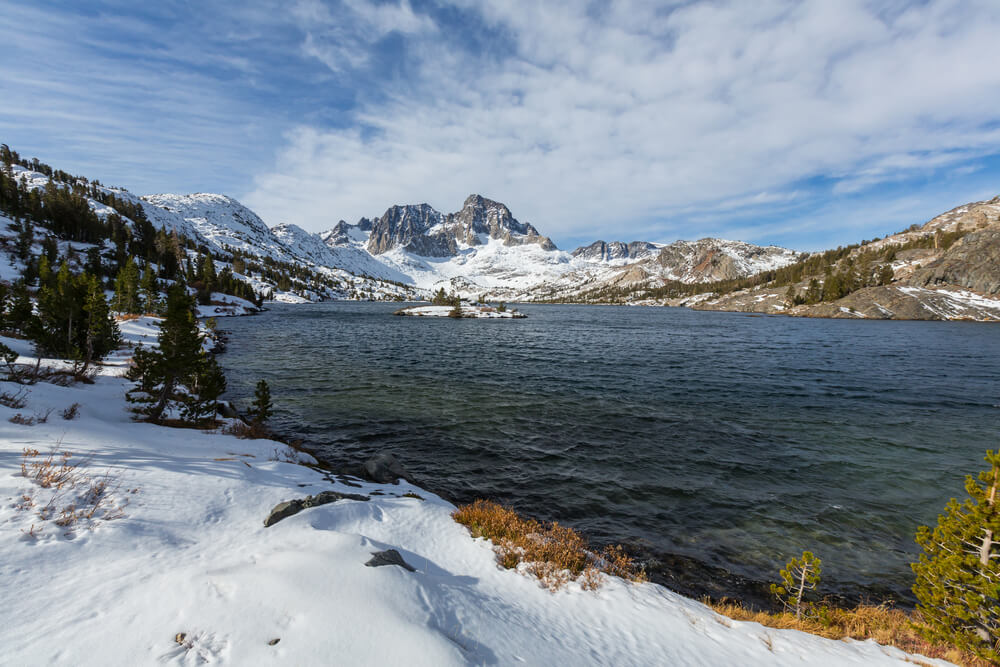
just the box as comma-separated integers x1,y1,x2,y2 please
394,305,527,318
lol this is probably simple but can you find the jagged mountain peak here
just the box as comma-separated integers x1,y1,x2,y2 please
364,195,557,257
572,240,660,263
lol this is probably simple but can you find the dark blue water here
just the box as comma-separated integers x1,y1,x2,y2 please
217,301,1000,606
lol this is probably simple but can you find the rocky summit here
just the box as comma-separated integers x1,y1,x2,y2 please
363,194,556,257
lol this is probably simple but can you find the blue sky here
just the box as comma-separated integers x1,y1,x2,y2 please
2,0,1000,251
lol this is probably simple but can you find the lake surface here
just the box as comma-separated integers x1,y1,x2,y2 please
217,301,1000,606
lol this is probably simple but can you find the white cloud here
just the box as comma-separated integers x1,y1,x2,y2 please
247,0,1000,246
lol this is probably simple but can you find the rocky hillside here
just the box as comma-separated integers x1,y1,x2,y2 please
572,240,661,263
526,238,802,303
688,196,1000,321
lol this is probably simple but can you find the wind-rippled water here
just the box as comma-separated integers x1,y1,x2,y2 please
217,301,1000,606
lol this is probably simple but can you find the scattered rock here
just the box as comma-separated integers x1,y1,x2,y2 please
362,452,411,484
216,402,239,419
365,549,416,572
268,638,280,646
263,490,369,527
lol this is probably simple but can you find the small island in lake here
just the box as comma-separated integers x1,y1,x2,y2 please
394,304,527,318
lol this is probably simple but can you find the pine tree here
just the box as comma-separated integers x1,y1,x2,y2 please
140,266,159,314
7,281,36,335
126,284,225,424
114,257,141,314
251,379,273,424
82,275,120,366
912,450,1000,661
770,551,822,619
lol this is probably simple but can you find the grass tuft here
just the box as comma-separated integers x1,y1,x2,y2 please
706,599,992,667
453,499,646,591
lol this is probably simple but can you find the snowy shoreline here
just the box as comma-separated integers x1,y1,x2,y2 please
0,314,952,665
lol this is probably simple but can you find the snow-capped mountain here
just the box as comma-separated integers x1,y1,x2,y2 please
572,241,662,264
1,157,801,303
313,194,800,298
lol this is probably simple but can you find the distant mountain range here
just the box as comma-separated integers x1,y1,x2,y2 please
4,150,998,320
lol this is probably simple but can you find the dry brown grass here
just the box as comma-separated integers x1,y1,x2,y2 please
706,599,991,667
21,448,80,489
222,419,272,439
19,447,130,534
453,499,646,591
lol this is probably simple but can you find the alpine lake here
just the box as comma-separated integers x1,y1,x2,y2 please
216,301,1000,608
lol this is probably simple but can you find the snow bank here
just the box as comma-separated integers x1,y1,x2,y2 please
0,321,949,666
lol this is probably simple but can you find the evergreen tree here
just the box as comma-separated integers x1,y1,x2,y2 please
41,235,58,263
83,275,120,365
912,450,1000,661
251,379,273,424
12,218,33,261
770,551,822,620
432,287,449,305
114,257,141,313
126,284,225,424
877,264,894,286
140,266,159,314
7,281,36,335
31,264,119,364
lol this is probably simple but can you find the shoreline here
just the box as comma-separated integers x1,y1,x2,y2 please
213,300,921,612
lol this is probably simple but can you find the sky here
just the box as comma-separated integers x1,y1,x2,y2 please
2,0,1000,252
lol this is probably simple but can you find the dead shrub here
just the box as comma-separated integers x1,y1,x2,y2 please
21,449,81,489
61,402,81,420
453,499,646,591
10,413,36,426
19,448,129,532
0,386,29,408
223,419,271,439
706,599,991,667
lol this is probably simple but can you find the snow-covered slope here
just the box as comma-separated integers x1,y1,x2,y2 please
142,193,294,262
0,323,949,666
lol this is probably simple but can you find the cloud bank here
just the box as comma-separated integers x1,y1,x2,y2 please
246,0,1000,248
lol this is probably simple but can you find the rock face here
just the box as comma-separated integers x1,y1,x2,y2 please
364,549,416,572
655,239,803,283
571,241,659,263
910,229,1000,295
263,490,370,527
362,452,411,484
365,194,556,257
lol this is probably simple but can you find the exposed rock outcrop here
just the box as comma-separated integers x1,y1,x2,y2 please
572,240,659,263
910,229,1000,295
365,549,416,572
263,490,370,527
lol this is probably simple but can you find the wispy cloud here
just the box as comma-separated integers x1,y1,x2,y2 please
246,0,1000,248
3,1,1000,250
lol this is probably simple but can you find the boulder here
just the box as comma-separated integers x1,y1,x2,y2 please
365,549,416,572
263,490,369,527
362,452,410,484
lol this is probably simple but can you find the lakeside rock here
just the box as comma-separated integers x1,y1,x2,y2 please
362,452,412,484
263,490,370,527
